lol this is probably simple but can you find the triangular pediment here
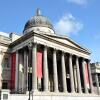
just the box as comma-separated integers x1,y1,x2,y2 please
45,34,90,53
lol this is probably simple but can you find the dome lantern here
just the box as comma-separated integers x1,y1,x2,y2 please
36,9,41,16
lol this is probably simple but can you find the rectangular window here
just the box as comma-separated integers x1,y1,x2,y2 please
4,58,9,68
2,82,8,89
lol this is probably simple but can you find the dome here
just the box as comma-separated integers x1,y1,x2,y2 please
23,9,55,34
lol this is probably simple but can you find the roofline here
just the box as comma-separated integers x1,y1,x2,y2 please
10,30,90,55
46,34,91,54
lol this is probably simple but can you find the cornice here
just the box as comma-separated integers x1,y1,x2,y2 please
0,42,10,47
9,30,90,55
34,32,90,55
9,31,34,47
46,34,91,54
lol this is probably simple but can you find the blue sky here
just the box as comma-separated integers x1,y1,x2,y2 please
0,0,100,62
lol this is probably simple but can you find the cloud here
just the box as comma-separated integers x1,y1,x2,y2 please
54,13,83,36
67,0,88,6
0,32,9,37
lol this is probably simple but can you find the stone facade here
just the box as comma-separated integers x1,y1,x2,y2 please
91,62,100,94
0,10,98,100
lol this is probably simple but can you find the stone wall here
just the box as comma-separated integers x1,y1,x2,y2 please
1,89,100,100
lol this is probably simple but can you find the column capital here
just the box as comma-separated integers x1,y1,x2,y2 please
16,50,19,53
28,42,37,50
81,57,85,62
53,49,57,54
62,51,67,56
28,42,33,49
53,48,57,51
0,50,3,55
76,55,81,58
32,43,37,49
86,59,91,63
62,51,65,55
76,55,79,59
69,53,73,57
44,45,48,50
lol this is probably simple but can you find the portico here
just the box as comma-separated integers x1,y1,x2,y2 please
9,31,93,95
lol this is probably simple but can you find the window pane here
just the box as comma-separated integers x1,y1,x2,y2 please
2,82,8,89
4,58,9,68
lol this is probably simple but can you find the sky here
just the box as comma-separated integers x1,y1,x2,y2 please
0,0,100,62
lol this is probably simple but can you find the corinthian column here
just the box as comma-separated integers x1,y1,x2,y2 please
43,46,49,92
61,52,67,92
95,74,100,95
87,60,94,93
82,58,88,93
26,52,28,91
15,50,19,91
76,56,82,93
69,54,75,93
0,50,2,90
32,43,38,92
24,50,27,92
53,49,59,92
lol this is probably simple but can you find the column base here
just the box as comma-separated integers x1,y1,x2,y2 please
84,90,89,94
63,90,68,93
78,91,83,94
71,91,76,93
26,91,29,95
54,90,59,93
44,90,50,93
32,89,38,93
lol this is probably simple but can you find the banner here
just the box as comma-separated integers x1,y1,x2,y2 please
84,62,89,88
37,52,42,78
11,52,16,90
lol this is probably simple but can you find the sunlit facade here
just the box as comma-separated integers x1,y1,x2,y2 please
0,10,95,99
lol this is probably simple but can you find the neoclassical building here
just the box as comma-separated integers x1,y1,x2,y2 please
91,62,100,94
0,9,94,96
